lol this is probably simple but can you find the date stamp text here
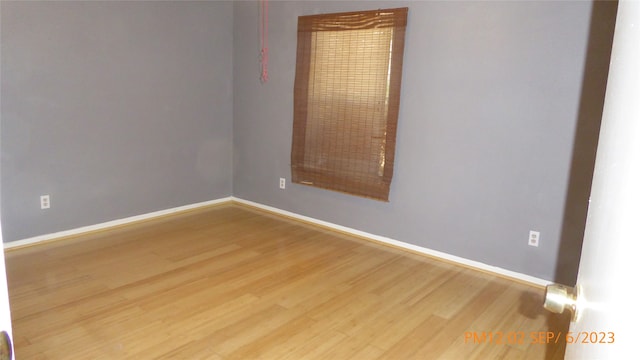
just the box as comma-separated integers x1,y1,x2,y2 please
463,331,615,345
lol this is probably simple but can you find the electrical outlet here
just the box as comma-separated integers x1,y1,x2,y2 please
279,178,286,189
40,195,51,209
528,230,540,247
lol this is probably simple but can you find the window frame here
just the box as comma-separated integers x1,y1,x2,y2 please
291,7,408,201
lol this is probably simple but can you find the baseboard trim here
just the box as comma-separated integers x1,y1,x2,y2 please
4,197,233,250
4,195,552,287
232,197,552,288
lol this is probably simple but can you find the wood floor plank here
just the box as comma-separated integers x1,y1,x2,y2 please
5,204,569,359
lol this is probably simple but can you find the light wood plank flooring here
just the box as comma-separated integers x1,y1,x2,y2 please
5,203,570,359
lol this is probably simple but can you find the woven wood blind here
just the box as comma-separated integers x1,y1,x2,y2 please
291,8,408,201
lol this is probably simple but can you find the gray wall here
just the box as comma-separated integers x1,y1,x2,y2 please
233,0,608,282
1,1,234,241
1,0,614,284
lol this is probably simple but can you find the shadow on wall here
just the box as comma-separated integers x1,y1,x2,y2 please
555,0,618,286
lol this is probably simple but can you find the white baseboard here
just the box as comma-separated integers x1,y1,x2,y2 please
4,195,551,287
4,197,233,250
232,197,552,287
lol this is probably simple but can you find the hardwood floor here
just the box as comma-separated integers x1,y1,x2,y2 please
4,203,570,359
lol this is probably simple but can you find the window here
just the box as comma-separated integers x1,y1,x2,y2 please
291,8,408,201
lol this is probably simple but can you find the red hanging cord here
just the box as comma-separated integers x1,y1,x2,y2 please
260,0,269,83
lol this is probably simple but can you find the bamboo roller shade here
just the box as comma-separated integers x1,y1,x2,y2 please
292,8,408,201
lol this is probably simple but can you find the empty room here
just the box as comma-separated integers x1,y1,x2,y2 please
1,0,637,359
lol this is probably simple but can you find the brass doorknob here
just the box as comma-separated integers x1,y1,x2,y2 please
0,331,11,360
544,284,580,322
